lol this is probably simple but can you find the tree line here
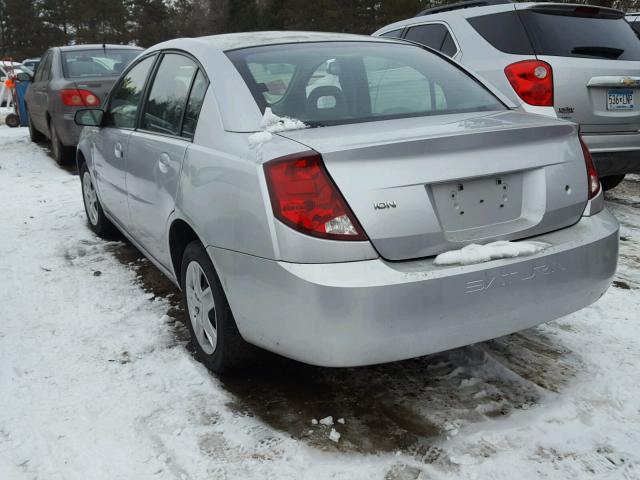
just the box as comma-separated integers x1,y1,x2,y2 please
0,0,638,61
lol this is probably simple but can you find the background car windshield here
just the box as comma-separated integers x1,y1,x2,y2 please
62,49,140,78
226,42,504,126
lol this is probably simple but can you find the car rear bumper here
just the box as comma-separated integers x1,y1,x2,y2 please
209,209,619,367
582,131,640,175
53,113,83,147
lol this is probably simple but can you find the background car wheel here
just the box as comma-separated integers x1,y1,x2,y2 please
80,162,115,237
49,120,73,165
181,240,254,374
28,113,45,143
5,113,20,128
600,175,625,191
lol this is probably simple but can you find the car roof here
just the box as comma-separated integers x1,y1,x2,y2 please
376,2,625,33
187,31,401,52
57,44,144,52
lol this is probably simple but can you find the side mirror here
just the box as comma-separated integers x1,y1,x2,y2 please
16,72,31,82
75,108,104,127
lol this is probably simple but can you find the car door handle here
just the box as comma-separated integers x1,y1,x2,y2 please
114,142,123,158
158,153,170,174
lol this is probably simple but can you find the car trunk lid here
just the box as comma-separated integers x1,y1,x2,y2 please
277,111,588,261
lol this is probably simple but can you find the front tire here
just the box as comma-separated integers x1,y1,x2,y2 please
181,241,253,374
601,174,625,191
80,162,115,237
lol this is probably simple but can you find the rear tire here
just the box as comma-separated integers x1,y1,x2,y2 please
601,174,625,191
49,119,73,165
28,112,45,143
80,162,115,237
181,241,253,374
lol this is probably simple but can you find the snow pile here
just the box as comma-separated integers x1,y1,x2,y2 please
248,107,307,146
434,240,548,266
319,416,334,426
0,106,13,124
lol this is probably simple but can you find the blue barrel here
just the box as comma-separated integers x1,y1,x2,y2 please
15,79,30,127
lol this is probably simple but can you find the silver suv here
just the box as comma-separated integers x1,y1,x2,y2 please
374,1,640,190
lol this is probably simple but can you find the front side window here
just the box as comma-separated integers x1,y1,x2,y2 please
142,54,197,136
62,49,140,79
106,55,155,129
227,42,504,127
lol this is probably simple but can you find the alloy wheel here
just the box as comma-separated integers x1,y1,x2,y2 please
82,171,99,226
185,261,217,354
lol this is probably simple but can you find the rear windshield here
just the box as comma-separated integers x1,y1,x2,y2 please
469,8,640,60
62,49,140,79
519,8,640,60
226,42,504,127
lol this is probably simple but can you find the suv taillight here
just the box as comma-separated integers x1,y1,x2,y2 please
59,89,100,107
579,136,600,199
504,60,553,107
264,151,367,241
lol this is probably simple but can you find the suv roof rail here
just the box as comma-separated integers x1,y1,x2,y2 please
415,0,513,17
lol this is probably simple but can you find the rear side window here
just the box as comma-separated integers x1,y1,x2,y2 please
519,9,640,60
142,54,197,136
405,24,458,56
379,29,403,39
405,24,447,51
181,70,208,139
35,51,52,82
468,11,534,55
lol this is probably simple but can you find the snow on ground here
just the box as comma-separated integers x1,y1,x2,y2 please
0,106,13,124
1,126,639,479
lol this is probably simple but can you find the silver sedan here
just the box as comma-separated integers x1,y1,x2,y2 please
74,32,618,373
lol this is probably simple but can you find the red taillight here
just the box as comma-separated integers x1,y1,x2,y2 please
504,60,553,107
59,89,100,107
264,151,367,241
579,136,600,199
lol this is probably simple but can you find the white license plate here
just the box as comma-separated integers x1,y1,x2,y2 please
607,89,634,110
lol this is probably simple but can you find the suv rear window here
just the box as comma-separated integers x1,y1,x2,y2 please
519,8,640,60
226,42,504,127
469,7,640,60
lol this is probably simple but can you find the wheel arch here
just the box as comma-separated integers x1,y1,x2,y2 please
169,218,205,284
